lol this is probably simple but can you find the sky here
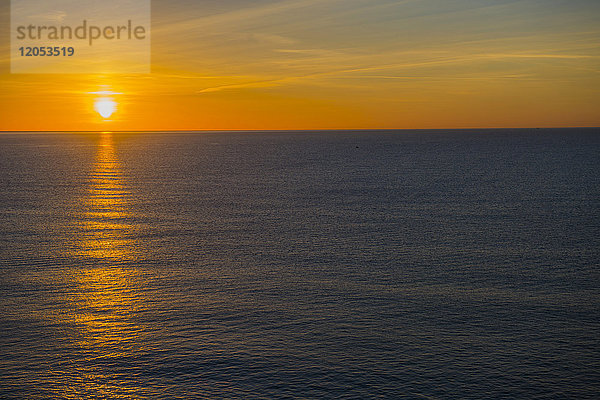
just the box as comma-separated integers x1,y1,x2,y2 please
0,0,599,130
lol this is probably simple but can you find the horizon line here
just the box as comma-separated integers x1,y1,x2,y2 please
0,126,599,134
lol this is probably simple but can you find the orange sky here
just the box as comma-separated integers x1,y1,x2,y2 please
1,0,599,131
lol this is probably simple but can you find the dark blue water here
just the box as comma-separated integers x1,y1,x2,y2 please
1,129,599,399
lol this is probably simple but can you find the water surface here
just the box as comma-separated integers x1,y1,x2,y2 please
1,129,599,398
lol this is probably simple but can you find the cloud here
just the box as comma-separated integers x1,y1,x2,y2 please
27,11,67,23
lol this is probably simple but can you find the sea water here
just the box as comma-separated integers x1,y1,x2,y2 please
1,129,599,398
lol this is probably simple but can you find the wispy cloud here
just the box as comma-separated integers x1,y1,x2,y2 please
26,11,67,23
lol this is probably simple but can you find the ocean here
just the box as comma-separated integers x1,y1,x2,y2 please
1,129,599,398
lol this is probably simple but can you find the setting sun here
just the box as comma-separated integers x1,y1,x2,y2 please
94,98,117,119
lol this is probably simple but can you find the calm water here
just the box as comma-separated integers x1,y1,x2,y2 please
0,129,599,399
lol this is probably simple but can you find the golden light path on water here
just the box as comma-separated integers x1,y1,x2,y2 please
55,132,151,398
80,132,132,260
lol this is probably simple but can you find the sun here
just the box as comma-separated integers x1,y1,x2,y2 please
94,98,117,119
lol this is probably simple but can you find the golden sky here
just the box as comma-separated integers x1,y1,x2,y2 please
1,0,599,130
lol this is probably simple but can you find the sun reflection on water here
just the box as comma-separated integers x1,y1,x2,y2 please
57,132,149,398
74,131,141,332
78,132,134,260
